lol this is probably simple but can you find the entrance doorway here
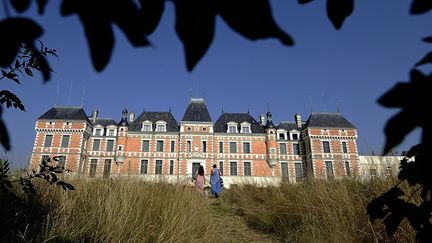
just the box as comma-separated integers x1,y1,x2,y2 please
192,162,201,176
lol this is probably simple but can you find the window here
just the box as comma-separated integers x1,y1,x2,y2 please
156,141,164,152
61,135,70,148
244,162,251,176
229,142,237,153
95,128,102,136
219,161,224,175
89,159,97,177
323,141,331,153
142,140,150,152
325,161,334,179
103,159,111,178
280,143,287,155
169,160,174,175
170,141,175,152
44,134,53,147
57,156,66,168
281,162,289,181
241,122,250,133
345,161,351,177
142,124,152,132
295,163,303,181
118,145,123,151
156,124,166,132
230,162,238,176
243,142,251,154
342,142,348,153
279,133,285,140
219,141,223,153
228,125,237,133
187,141,191,152
155,160,163,175
108,129,115,136
292,133,299,140
202,141,207,152
293,144,300,155
140,160,148,174
93,139,100,151
106,140,114,151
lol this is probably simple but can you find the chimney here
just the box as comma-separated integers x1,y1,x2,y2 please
92,109,98,123
294,114,301,128
129,112,135,122
259,114,266,126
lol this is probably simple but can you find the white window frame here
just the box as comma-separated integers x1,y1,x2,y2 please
227,121,238,133
344,160,352,177
229,161,238,176
93,125,104,136
277,129,288,140
141,120,153,132
240,122,251,134
155,120,167,132
106,125,117,136
243,161,252,176
289,129,300,140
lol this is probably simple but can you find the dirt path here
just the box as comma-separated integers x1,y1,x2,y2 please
208,199,278,243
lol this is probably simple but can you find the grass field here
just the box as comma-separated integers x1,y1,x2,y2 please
0,177,417,242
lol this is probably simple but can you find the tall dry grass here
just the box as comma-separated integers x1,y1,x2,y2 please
1,178,219,242
223,178,417,242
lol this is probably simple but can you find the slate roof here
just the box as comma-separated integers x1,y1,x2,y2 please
129,111,178,132
277,122,300,131
214,113,264,133
305,112,356,129
181,98,212,122
38,107,91,123
92,118,117,127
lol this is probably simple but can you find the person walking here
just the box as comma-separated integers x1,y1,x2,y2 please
210,164,222,198
195,165,205,196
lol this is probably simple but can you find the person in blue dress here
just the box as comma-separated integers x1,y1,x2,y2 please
210,164,222,198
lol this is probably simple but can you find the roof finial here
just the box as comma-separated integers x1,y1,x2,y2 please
169,106,171,113
247,107,250,114
267,103,270,112
221,107,224,114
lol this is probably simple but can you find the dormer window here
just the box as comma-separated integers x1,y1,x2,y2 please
240,122,251,133
93,126,103,136
277,129,287,140
289,130,300,140
155,121,167,132
227,121,238,133
141,120,152,132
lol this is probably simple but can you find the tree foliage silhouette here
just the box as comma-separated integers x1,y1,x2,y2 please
0,0,431,240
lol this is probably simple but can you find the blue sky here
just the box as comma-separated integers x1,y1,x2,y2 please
2,0,432,168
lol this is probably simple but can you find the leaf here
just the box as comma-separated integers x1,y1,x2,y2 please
11,0,31,13
326,0,354,30
0,107,10,150
139,0,165,35
298,0,315,4
110,0,151,47
217,0,294,46
0,18,44,68
25,68,33,77
174,0,216,71
36,0,49,14
415,51,432,66
28,44,51,81
410,0,432,14
423,36,432,43
61,0,149,71
383,111,418,154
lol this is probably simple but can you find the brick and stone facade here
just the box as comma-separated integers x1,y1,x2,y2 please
29,98,359,185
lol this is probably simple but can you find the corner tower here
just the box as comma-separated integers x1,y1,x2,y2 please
264,111,277,169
